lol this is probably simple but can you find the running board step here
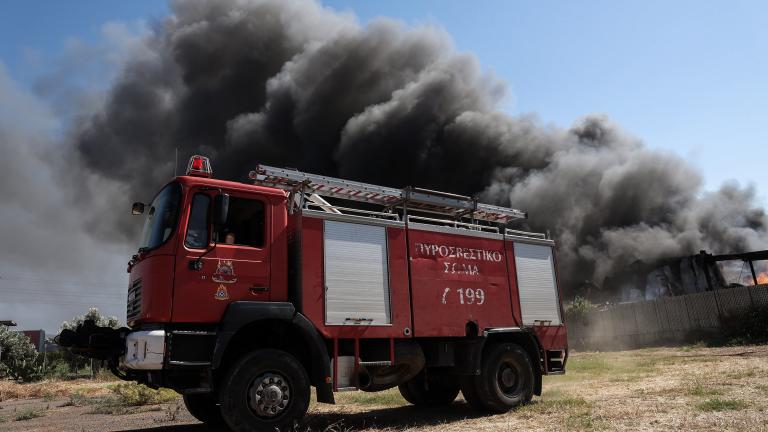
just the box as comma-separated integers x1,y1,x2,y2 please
359,361,392,367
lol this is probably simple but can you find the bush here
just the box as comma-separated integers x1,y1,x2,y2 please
57,308,123,378
720,304,768,345
0,326,41,382
564,296,598,324
109,383,178,406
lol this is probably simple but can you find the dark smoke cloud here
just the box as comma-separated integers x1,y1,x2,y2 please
69,0,768,294
0,62,128,332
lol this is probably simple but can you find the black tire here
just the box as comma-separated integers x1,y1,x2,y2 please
398,371,460,406
183,393,227,429
460,375,485,410
462,343,534,413
219,349,310,432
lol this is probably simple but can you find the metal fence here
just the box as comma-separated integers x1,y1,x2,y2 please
567,284,768,350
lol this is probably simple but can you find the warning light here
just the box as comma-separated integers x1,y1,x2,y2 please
186,155,212,178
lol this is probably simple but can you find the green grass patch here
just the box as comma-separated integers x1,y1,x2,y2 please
88,383,179,415
522,396,598,429
91,403,163,415
63,389,95,407
695,398,748,412
680,342,706,352
567,353,658,379
108,383,178,406
725,369,759,379
541,388,568,399
685,379,725,397
519,396,590,414
756,384,768,394
14,409,45,421
342,389,405,407
564,411,598,430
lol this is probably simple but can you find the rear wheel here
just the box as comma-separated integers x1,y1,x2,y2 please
398,371,460,406
219,349,310,432
183,393,227,428
461,343,534,412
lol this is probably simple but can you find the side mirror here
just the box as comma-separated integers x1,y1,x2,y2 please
131,202,145,215
213,193,230,227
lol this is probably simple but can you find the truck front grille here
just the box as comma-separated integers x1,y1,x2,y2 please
127,279,142,322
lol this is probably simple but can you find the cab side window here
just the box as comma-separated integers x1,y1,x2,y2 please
185,194,210,249
217,198,265,248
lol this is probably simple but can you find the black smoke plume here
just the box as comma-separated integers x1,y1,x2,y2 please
70,0,768,296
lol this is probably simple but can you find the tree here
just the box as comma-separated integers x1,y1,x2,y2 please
60,308,122,377
61,308,121,331
0,325,41,382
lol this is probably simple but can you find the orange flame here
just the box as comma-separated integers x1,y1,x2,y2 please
757,272,768,285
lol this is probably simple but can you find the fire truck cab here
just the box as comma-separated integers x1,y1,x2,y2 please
60,156,567,431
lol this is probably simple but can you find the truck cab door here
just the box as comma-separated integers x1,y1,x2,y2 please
173,189,272,323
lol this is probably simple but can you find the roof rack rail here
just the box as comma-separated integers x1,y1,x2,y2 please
249,164,527,223
505,228,548,240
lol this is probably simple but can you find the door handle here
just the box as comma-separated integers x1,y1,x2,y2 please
249,286,269,294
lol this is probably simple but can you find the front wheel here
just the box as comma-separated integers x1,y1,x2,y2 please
461,343,534,413
219,349,310,432
398,371,460,406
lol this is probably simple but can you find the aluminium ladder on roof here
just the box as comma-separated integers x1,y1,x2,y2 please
248,164,526,224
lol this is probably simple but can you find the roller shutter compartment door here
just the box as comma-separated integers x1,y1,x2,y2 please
514,243,561,325
324,220,391,325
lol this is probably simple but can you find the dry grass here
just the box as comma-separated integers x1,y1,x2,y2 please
305,344,768,431
3,345,768,431
0,379,114,402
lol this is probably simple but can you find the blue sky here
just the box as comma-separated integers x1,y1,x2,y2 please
2,0,766,202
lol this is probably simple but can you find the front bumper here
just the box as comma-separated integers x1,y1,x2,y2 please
124,330,166,370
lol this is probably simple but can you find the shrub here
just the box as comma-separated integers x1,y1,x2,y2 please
109,383,178,406
564,296,598,324
0,326,41,382
719,304,768,345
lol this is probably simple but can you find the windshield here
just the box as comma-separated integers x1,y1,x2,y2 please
138,182,182,251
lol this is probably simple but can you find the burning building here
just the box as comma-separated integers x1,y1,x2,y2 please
602,249,768,303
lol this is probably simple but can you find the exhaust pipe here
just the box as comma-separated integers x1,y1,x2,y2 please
357,341,425,392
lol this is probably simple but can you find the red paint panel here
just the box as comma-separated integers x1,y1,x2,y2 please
408,229,513,337
504,241,523,327
299,216,325,328
131,254,175,323
269,195,289,302
533,325,568,351
299,216,412,339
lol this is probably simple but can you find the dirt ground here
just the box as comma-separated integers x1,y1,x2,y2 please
2,344,768,431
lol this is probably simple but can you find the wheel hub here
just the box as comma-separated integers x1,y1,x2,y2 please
500,368,516,387
248,373,290,418
498,363,520,395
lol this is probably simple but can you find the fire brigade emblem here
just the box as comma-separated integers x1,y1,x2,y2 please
214,284,230,301
212,259,237,283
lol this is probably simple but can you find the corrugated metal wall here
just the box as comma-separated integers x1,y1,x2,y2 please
569,284,768,350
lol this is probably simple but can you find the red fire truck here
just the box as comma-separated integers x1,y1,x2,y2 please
60,156,567,431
